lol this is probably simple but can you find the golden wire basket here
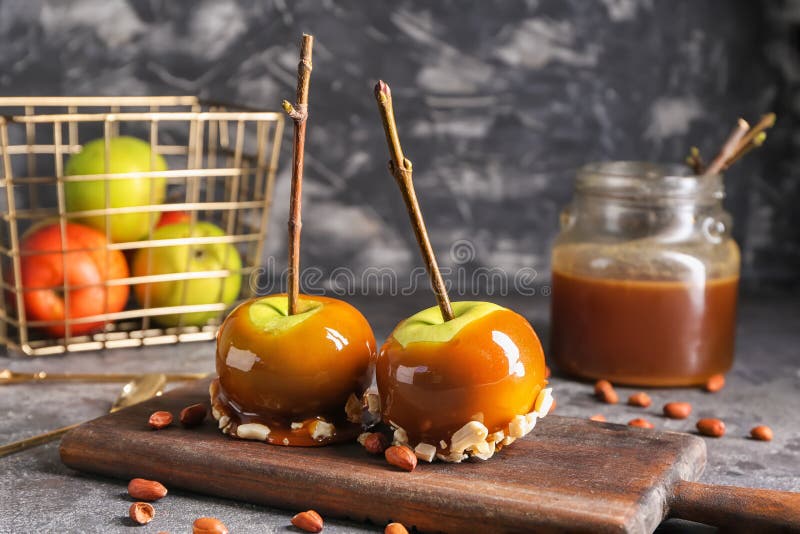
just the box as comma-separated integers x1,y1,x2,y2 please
0,96,284,356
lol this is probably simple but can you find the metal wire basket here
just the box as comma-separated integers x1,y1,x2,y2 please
0,96,284,356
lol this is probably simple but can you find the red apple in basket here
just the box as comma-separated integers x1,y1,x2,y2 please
155,210,191,229
18,222,129,337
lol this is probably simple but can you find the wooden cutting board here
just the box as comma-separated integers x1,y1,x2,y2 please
60,379,800,534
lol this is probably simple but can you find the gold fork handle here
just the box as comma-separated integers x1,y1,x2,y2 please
0,422,81,458
0,369,209,384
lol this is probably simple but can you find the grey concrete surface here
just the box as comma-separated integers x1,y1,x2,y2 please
0,293,798,533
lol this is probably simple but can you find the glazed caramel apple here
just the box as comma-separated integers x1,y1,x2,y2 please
373,80,552,462
210,294,377,446
377,302,550,462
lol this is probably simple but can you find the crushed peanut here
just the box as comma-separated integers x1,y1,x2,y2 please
534,388,553,415
344,394,363,424
414,442,437,463
309,420,335,441
469,442,495,461
438,386,552,463
437,451,467,463
525,412,538,428
391,424,408,446
365,392,381,414
217,415,230,430
450,421,489,454
488,430,505,443
236,423,270,441
508,415,527,439
501,435,516,446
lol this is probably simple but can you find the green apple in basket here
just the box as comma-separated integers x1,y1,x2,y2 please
131,221,243,327
64,136,167,243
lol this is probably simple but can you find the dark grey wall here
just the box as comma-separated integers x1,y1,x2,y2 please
1,0,797,291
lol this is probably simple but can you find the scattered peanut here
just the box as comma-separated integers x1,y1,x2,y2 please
385,522,409,534
192,517,228,534
363,432,389,454
148,411,173,430
385,445,417,472
291,510,324,533
180,403,208,427
663,402,692,419
627,392,652,408
594,379,618,404
128,502,154,525
704,374,726,393
594,379,612,395
750,425,773,441
696,418,726,437
628,418,654,429
127,478,168,501
588,414,606,422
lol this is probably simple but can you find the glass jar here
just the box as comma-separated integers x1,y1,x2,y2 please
550,162,740,386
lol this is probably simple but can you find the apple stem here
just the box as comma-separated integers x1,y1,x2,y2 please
283,34,313,315
374,80,455,322
703,113,775,176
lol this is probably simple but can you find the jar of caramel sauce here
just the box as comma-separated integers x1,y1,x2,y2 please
550,162,740,386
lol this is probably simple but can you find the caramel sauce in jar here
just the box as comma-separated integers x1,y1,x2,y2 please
212,294,375,446
551,270,738,386
377,308,547,448
550,162,741,386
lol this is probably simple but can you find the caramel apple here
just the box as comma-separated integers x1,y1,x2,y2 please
373,81,552,462
211,294,376,446
210,35,378,446
377,302,549,461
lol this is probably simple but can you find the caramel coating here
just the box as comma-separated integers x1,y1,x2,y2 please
376,308,547,447
214,294,375,445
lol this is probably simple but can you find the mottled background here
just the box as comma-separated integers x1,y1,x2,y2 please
0,0,797,291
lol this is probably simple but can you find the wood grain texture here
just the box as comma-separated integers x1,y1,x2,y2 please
60,379,706,534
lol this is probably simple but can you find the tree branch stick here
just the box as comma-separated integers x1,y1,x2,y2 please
705,118,749,175
722,131,767,171
735,113,775,155
703,113,775,176
374,80,454,322
283,34,313,315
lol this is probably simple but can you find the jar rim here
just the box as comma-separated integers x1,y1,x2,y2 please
577,161,724,201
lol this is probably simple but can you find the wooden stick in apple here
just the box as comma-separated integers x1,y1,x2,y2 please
282,34,314,315
374,80,454,322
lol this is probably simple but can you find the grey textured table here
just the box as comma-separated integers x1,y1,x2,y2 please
1,294,798,533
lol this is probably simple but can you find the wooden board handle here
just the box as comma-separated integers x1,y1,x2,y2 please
670,480,800,532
